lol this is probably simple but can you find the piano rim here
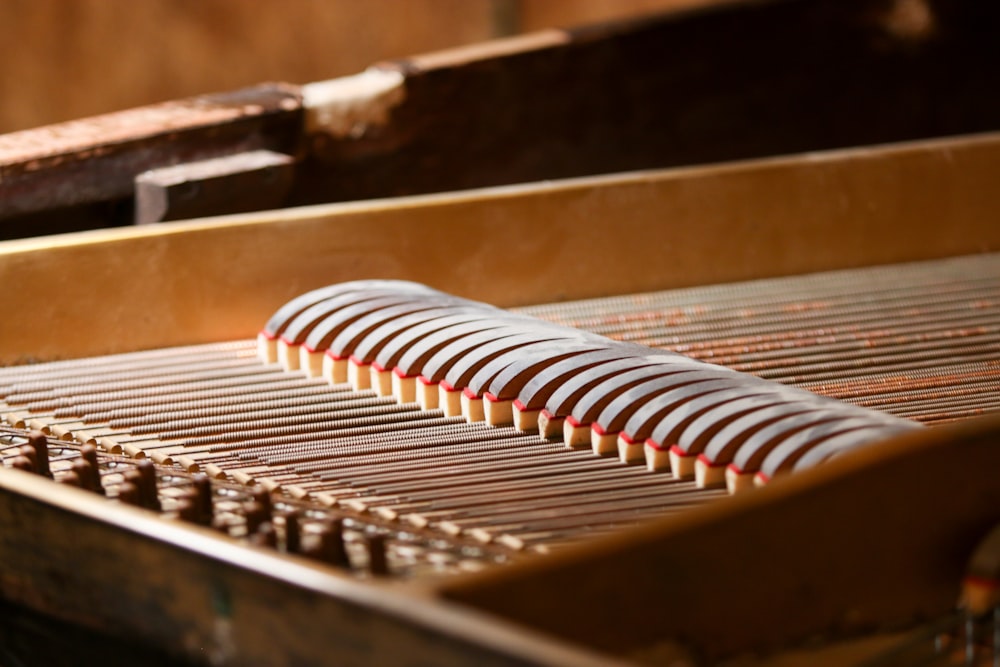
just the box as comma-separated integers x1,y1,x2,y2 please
0,410,996,665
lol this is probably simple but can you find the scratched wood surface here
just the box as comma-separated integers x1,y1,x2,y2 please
4,0,1000,240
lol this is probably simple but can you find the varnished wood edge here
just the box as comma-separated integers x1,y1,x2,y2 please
439,413,1000,656
0,84,303,219
0,468,630,666
4,128,998,256
0,83,302,166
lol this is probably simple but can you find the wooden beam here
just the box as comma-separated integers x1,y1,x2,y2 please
6,0,1000,238
133,150,296,224
0,84,302,221
294,0,1000,206
439,413,1000,658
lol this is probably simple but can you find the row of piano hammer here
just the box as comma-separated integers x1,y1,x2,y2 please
259,280,917,495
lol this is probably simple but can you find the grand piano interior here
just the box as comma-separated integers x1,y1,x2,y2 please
1,1,1000,665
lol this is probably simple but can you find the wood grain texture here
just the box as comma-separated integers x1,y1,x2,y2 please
1,131,999,365
0,84,301,225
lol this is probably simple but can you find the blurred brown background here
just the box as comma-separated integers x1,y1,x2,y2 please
0,0,715,133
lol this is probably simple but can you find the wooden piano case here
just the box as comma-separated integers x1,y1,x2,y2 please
2,0,1000,663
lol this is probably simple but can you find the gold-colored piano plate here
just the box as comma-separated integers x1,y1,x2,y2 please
3,131,1000,364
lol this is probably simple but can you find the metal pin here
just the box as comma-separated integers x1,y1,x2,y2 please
366,533,389,576
80,444,105,495
135,459,161,511
28,431,50,477
72,459,97,493
191,473,213,525
282,511,301,554
310,518,350,568
250,486,272,520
